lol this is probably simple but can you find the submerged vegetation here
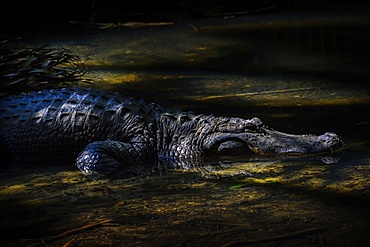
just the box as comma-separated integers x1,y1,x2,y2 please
0,41,91,96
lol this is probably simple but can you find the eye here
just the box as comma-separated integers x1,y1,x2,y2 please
177,114,191,123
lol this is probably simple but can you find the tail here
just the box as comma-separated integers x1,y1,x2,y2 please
0,40,92,96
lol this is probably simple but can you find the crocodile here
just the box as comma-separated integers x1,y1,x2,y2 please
0,87,344,179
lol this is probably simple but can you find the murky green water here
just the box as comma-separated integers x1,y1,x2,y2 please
1,9,370,247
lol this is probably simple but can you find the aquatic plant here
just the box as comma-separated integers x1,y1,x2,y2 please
0,41,91,96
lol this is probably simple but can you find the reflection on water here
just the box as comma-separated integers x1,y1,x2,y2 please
1,5,370,247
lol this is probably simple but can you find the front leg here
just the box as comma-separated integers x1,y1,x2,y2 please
76,140,152,180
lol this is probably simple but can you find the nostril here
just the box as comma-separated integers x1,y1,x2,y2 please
319,132,337,142
319,132,344,151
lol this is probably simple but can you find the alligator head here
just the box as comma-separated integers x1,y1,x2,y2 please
164,115,344,161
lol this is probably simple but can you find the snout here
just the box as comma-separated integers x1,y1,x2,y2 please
248,130,344,155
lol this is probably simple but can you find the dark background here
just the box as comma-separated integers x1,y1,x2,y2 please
0,0,366,26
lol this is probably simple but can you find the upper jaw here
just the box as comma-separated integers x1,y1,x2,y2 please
203,127,344,156
239,129,344,155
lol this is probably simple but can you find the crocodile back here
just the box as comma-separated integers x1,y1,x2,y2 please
0,88,159,165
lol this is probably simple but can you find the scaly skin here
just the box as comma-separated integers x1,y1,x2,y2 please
0,88,344,179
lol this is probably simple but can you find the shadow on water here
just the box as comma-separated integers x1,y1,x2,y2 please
1,1,370,246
